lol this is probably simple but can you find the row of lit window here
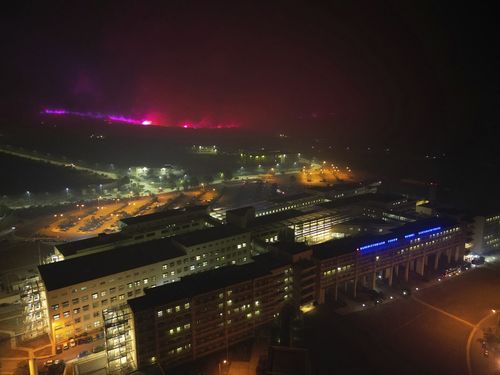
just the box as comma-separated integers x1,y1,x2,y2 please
157,303,190,317
168,323,191,335
166,343,191,357
323,264,352,277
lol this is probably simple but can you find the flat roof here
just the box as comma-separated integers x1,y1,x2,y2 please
39,239,186,291
226,206,255,216
120,205,207,226
307,182,367,192
340,217,392,226
312,217,458,260
318,193,406,210
249,209,305,227
55,232,126,257
129,254,289,311
269,192,318,204
271,241,310,255
171,225,248,247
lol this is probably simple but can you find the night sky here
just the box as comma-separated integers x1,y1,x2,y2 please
2,1,498,146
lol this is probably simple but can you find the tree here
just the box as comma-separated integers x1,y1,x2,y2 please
189,176,200,187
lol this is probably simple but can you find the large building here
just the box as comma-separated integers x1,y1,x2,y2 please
39,226,251,345
470,212,500,253
101,217,466,373
54,205,213,260
312,217,465,302
127,253,291,369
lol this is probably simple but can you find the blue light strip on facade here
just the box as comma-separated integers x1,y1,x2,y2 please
359,241,386,252
417,226,441,235
358,225,445,254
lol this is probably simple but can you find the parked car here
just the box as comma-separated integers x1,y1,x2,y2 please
62,342,69,350
77,350,90,358
43,360,54,367
92,345,105,353
55,345,63,354
69,338,76,347
78,336,93,345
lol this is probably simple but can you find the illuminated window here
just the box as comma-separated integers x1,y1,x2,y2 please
175,305,180,312
53,314,60,320
157,310,163,318
184,303,190,309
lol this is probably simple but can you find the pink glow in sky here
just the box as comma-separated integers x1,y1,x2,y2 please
41,108,239,129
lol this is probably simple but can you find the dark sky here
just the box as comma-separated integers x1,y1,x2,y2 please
1,1,498,145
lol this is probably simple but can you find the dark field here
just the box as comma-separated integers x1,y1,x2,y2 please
0,153,111,196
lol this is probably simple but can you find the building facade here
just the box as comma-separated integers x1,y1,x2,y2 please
39,226,252,346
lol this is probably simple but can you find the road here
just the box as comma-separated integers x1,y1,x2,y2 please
299,258,500,375
0,147,119,180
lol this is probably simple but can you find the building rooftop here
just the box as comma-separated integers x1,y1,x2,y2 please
341,217,393,226
55,232,126,257
318,193,408,210
249,209,305,227
307,181,373,192
171,225,248,247
39,239,186,291
129,253,289,311
271,241,310,255
269,192,318,204
312,217,458,260
120,205,207,226
226,206,255,216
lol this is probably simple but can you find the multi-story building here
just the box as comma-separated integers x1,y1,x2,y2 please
471,212,500,253
99,217,466,373
38,226,251,345
127,253,291,369
210,192,326,223
312,217,465,302
227,207,353,245
55,205,213,260
254,192,327,217
307,180,381,200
